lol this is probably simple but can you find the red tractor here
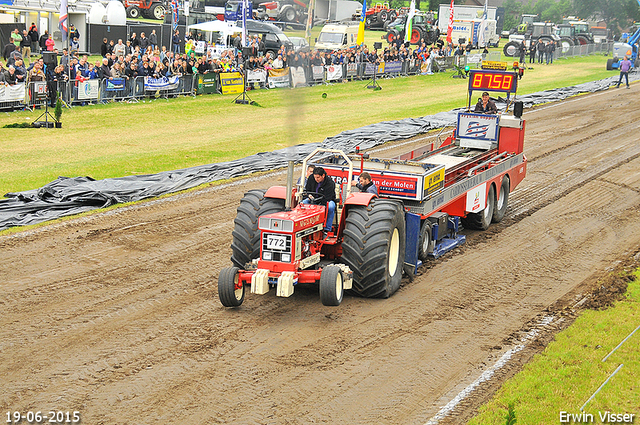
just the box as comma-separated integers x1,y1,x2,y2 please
122,0,166,20
365,2,397,29
219,68,528,307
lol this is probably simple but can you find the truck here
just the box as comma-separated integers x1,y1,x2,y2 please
438,3,503,35
444,19,499,48
217,66,528,307
314,22,360,52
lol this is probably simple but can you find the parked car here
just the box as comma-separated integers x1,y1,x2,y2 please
288,36,310,52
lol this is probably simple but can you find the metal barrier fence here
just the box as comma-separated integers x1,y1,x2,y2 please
0,44,616,111
0,75,198,111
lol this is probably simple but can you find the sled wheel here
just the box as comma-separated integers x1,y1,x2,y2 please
418,220,433,262
492,176,510,223
461,184,496,231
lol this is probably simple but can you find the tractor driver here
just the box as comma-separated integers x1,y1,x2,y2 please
303,167,337,233
351,172,378,195
474,92,498,114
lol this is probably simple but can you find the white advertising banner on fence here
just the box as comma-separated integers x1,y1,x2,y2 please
290,66,306,87
77,80,100,100
144,76,180,91
312,65,324,81
268,68,291,88
325,64,343,81
346,63,358,77
247,69,267,84
0,83,25,102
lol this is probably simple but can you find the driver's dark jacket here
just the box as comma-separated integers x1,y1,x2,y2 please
304,175,337,205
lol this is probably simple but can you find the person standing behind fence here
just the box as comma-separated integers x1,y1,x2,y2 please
114,39,126,58
45,35,55,52
528,41,536,64
537,39,545,64
172,30,181,54
28,24,38,54
21,30,31,63
149,30,158,51
546,41,555,64
11,28,22,50
615,55,633,89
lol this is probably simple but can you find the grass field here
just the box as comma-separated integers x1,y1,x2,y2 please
1,49,613,197
468,271,640,424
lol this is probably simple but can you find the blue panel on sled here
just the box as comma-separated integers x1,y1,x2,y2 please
430,234,466,259
404,212,421,274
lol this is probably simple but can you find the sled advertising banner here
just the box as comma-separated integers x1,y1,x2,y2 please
77,79,100,100
267,68,290,89
457,112,499,142
0,82,25,102
290,66,307,87
220,72,244,94
325,64,343,81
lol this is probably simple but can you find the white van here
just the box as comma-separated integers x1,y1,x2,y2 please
314,22,360,52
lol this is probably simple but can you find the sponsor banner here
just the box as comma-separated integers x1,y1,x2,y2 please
267,68,290,89
424,168,445,196
384,60,402,73
31,82,47,101
346,63,358,77
144,75,180,91
364,62,376,76
195,41,206,55
0,83,25,102
105,78,126,91
220,71,245,94
465,183,487,213
482,60,508,70
247,69,267,84
325,64,343,81
290,66,306,87
323,167,423,201
77,79,100,100
457,112,499,141
312,65,324,80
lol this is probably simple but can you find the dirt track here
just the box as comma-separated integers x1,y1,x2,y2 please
2,84,640,425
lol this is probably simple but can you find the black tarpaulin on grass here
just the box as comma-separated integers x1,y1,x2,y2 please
1,73,636,231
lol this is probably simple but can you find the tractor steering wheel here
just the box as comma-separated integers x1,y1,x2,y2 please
301,191,326,205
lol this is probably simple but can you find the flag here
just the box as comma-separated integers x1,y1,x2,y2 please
446,0,454,44
477,0,488,47
242,0,248,47
59,0,68,41
171,0,179,31
356,0,366,45
404,0,416,43
305,0,316,39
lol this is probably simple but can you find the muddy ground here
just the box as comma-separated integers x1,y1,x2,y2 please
2,85,640,425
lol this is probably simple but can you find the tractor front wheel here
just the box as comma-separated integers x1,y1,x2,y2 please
218,266,244,307
319,265,344,306
341,198,406,298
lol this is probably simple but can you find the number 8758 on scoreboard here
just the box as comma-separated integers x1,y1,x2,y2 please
468,70,518,94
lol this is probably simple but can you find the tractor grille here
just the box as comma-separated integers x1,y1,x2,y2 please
261,233,293,262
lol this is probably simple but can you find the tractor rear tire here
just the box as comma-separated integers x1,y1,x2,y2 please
231,189,286,269
341,198,406,298
150,3,165,20
492,176,510,223
319,265,344,306
410,28,424,45
503,41,521,57
389,10,397,21
126,5,141,19
283,7,297,22
386,29,399,43
576,35,589,45
218,266,244,307
461,184,496,231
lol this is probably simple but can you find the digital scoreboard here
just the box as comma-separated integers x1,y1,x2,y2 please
468,70,518,94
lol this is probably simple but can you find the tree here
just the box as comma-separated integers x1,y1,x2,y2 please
502,0,522,31
573,0,640,32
